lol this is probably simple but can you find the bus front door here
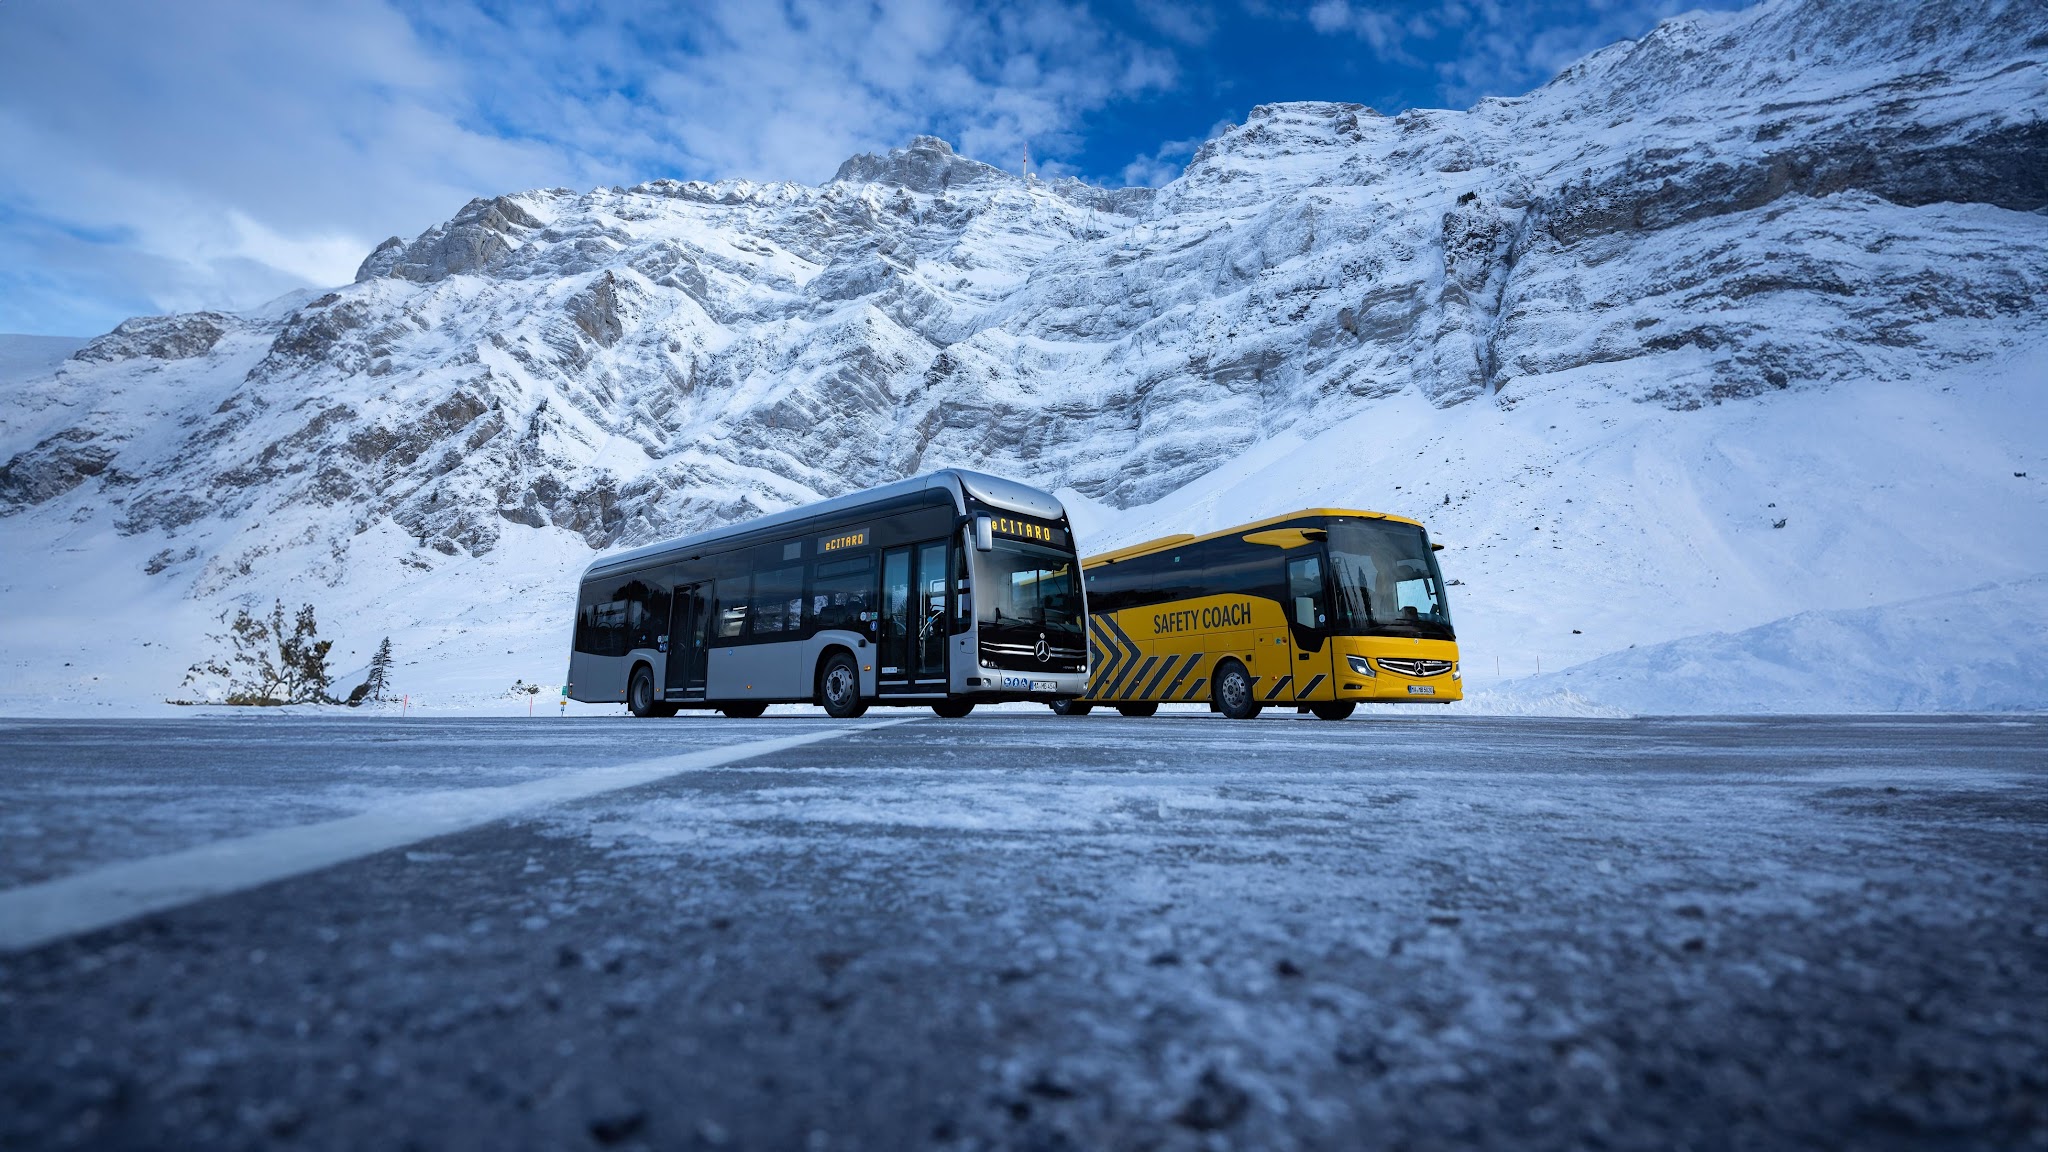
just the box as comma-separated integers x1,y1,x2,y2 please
666,584,709,698
1284,554,1333,703
912,541,949,684
879,542,950,693
879,548,912,690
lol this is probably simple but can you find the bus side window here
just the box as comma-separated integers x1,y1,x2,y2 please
620,578,667,652
812,554,876,632
1287,555,1326,630
574,583,606,654
752,565,804,635
712,576,749,641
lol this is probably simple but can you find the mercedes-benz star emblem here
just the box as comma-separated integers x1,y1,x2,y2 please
1034,635,1050,663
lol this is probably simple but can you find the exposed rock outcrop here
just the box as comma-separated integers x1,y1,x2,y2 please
3,0,2042,597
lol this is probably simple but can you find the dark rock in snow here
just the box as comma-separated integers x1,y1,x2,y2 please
1175,1068,1251,1131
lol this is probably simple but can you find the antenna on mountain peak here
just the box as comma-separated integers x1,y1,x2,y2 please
1022,143,1031,181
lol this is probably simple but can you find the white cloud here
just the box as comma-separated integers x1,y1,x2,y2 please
0,0,1178,334
1117,119,1235,188
1135,0,1220,44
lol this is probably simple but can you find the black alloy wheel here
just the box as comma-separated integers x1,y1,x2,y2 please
818,652,867,719
932,700,975,718
1116,702,1159,718
1310,701,1357,722
627,666,657,718
1213,660,1262,721
1050,699,1093,716
721,702,767,719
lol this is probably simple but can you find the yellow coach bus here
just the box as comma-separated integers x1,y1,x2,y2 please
1057,509,1459,721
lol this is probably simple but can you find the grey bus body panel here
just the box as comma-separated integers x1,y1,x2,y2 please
708,643,788,699
568,647,662,705
568,650,609,704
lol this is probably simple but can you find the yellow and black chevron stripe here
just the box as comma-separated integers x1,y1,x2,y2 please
1087,615,1144,700
1085,615,1225,704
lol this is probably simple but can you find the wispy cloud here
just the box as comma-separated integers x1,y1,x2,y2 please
1300,0,1723,106
1118,118,1237,187
1134,0,1221,45
0,0,1175,335
0,0,1745,336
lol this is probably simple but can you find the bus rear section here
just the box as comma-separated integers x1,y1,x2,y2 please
564,469,1089,718
1069,510,1459,720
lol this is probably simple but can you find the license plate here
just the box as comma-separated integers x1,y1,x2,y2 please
1003,676,1060,693
1032,680,1057,693
1407,685,1436,695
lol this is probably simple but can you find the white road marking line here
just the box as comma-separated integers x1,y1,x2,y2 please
0,717,920,954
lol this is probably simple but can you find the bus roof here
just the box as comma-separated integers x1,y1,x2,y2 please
1084,507,1427,567
581,468,1066,581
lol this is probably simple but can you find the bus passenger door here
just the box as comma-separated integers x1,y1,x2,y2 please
666,584,709,698
878,542,949,691
1285,554,1334,703
912,541,949,685
879,547,912,690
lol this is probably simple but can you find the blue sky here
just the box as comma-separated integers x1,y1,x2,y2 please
0,0,1747,337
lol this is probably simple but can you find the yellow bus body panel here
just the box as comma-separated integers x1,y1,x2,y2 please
1084,595,1461,705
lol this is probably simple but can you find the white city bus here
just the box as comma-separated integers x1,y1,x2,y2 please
565,470,1089,718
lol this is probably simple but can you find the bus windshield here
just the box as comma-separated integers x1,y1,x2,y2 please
1326,520,1455,639
977,539,1084,638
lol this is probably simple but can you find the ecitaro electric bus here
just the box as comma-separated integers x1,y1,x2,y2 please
1063,509,1459,720
565,470,1088,718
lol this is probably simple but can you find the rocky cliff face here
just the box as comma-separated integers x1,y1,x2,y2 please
2,0,2043,620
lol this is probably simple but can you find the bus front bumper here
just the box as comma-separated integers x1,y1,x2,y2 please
966,670,1091,699
1330,641,1462,703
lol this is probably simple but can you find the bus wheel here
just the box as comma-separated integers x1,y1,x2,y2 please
627,665,658,718
1116,702,1159,718
818,652,868,719
720,702,767,719
932,700,975,718
1050,699,1093,717
1310,701,1356,722
1213,660,1262,720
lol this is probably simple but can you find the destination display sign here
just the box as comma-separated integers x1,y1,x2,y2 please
818,527,869,554
988,515,1066,547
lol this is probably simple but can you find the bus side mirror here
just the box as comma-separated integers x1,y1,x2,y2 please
973,515,994,552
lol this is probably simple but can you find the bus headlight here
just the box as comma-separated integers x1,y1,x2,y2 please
1345,655,1376,678
1452,662,1461,681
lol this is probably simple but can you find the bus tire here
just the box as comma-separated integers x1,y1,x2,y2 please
1213,660,1262,720
1116,702,1159,718
627,665,659,718
1310,701,1356,722
1050,699,1093,717
932,700,975,718
817,650,867,719
720,702,767,719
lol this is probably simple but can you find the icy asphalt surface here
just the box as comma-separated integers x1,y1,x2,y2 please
1,713,2043,1151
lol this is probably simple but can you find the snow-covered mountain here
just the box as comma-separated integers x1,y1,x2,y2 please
3,0,2045,714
